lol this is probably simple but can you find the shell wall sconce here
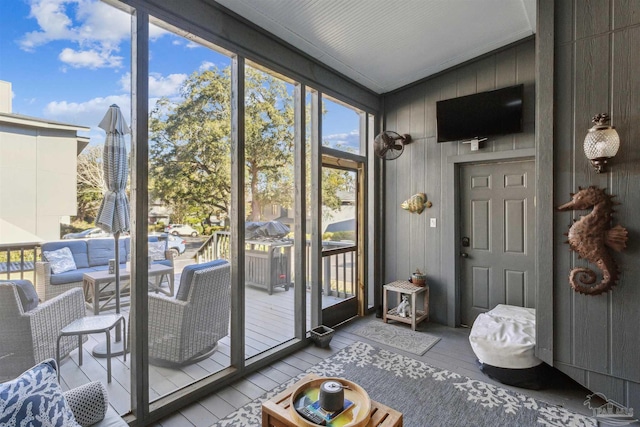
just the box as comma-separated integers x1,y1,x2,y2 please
401,193,432,214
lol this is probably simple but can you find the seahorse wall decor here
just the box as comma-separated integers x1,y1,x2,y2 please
556,186,628,295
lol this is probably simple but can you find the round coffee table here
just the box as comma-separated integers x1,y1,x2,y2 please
289,377,371,427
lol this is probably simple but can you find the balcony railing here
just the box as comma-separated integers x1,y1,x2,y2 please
0,242,40,283
196,232,356,298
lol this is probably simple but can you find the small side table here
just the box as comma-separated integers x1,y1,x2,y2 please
57,314,126,383
383,280,429,331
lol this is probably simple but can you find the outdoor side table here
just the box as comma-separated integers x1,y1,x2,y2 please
56,314,126,383
383,280,429,331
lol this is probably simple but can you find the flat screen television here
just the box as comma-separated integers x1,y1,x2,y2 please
436,84,524,143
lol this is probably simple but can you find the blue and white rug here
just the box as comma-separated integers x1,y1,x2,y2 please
211,342,595,427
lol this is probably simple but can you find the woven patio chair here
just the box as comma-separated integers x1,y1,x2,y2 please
0,282,86,381
148,260,230,366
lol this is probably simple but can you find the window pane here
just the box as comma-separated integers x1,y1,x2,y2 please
146,18,232,401
0,0,132,415
322,97,362,154
244,65,296,358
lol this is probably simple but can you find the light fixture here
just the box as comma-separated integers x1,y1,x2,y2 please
583,113,620,173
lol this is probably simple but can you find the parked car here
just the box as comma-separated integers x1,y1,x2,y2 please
62,227,111,240
164,224,199,237
150,233,186,257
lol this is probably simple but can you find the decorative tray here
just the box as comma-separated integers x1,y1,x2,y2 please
289,377,371,427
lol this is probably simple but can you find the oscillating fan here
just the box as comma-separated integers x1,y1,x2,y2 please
374,131,412,160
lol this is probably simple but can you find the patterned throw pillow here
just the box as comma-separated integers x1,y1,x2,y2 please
148,241,166,261
0,359,81,427
43,247,77,274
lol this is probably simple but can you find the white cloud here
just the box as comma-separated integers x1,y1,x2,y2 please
117,72,186,99
185,41,201,49
199,61,215,72
59,47,123,69
324,129,360,149
19,0,132,70
19,0,75,51
149,72,187,97
44,93,131,130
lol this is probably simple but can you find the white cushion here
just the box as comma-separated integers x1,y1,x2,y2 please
43,247,78,274
469,304,542,369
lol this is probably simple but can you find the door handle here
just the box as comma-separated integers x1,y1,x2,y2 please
460,252,469,258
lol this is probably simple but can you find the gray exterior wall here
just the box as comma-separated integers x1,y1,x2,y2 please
0,124,80,242
552,0,640,409
383,1,640,409
382,39,535,326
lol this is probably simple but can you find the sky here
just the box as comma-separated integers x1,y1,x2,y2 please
0,0,360,150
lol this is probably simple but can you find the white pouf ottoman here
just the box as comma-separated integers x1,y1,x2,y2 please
469,304,547,389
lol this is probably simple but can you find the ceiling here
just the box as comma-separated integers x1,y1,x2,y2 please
214,0,536,94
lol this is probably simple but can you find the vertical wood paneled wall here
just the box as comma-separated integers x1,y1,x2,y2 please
382,39,535,325
552,0,640,408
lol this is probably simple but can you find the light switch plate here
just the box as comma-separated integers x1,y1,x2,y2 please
430,218,437,228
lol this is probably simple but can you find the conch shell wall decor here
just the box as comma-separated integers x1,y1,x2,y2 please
556,186,628,295
401,193,432,214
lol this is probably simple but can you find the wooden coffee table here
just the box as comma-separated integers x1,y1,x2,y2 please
261,373,403,427
83,264,174,315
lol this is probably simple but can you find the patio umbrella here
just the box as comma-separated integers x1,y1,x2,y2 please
95,104,129,348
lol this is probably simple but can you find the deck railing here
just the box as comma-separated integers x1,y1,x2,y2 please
195,232,356,298
0,242,41,283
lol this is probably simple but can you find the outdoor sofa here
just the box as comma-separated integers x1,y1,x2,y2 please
35,236,174,301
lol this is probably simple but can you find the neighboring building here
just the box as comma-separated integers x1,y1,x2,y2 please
148,199,171,226
0,80,89,243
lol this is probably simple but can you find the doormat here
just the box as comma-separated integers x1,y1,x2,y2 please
211,342,595,427
352,320,440,356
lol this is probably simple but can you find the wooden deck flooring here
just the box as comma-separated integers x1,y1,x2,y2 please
57,282,593,426
154,317,594,427
58,282,330,414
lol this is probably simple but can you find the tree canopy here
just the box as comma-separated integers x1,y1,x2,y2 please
148,65,353,230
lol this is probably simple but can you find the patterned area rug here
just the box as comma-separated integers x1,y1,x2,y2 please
353,320,440,356
211,342,595,427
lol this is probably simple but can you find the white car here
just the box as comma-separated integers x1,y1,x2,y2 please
164,224,199,237
62,227,111,239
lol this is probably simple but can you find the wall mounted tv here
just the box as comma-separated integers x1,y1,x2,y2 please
436,84,524,143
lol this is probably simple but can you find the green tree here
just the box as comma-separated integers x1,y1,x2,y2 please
149,66,355,229
244,66,294,220
149,67,232,228
149,66,296,225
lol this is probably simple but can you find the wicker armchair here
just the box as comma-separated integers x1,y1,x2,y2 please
0,283,86,381
148,261,230,366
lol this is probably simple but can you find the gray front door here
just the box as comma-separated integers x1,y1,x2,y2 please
459,160,536,326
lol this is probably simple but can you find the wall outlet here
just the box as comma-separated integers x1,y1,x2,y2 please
430,218,437,228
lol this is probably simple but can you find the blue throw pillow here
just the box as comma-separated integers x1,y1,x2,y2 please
0,359,81,427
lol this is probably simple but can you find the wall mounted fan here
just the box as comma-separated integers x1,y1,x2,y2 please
374,131,412,160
